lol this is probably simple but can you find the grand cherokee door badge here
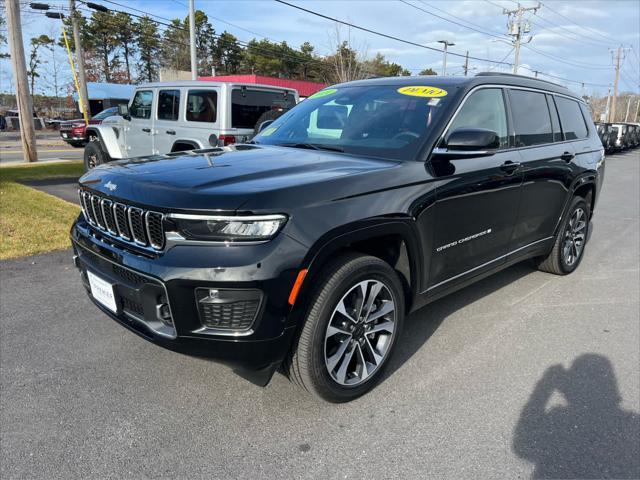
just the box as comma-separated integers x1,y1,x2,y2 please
437,228,492,252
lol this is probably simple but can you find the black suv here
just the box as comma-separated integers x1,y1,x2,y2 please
72,73,605,402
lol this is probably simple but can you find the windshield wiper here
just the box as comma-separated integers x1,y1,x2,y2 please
280,143,344,153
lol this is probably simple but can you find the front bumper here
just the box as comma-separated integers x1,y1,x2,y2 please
71,217,308,384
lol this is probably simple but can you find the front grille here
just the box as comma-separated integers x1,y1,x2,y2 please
121,297,144,316
79,189,165,250
198,300,260,330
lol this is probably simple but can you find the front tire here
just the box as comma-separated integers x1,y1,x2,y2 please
536,196,589,275
286,253,405,402
84,140,109,171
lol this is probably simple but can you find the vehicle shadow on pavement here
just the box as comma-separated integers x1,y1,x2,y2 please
385,261,534,377
512,354,640,479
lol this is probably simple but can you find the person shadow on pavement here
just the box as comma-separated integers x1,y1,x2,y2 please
513,354,640,479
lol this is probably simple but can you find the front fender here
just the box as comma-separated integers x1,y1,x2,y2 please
86,125,125,159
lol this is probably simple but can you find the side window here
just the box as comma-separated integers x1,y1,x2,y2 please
509,89,553,147
555,97,589,140
546,94,563,142
186,90,217,123
157,89,180,121
231,89,296,129
130,90,153,119
447,88,508,148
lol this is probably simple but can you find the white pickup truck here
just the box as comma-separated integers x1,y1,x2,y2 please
84,80,298,170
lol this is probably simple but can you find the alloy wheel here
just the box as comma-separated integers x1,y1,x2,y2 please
324,279,396,386
562,207,587,266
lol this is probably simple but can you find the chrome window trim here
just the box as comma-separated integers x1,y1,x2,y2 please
436,83,590,155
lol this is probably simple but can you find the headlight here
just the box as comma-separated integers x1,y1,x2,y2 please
167,214,287,242
71,122,85,128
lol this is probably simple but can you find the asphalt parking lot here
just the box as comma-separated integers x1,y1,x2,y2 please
1,150,639,479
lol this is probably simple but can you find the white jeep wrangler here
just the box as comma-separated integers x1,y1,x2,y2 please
84,81,298,170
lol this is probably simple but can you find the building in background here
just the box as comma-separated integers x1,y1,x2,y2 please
72,82,135,116
198,74,325,99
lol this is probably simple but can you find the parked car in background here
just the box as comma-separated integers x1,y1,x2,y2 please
72,73,605,401
611,124,627,150
83,81,298,170
59,107,119,148
595,122,615,152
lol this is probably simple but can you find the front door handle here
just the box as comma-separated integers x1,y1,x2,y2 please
142,128,151,133
500,160,521,175
166,130,176,135
561,151,575,162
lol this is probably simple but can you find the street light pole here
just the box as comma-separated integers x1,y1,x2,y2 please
189,0,197,80
437,40,455,76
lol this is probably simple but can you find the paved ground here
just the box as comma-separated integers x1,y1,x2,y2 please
20,177,81,205
1,150,639,479
0,132,83,164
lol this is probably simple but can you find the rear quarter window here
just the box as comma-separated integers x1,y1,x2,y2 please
186,90,217,123
555,96,589,140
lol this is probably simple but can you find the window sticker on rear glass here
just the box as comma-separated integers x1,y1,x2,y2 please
260,126,278,136
309,88,338,99
397,86,447,98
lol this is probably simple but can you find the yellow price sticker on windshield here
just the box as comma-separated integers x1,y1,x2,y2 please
397,86,447,98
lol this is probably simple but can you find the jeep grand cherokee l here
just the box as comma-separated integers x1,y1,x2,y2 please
71,73,605,402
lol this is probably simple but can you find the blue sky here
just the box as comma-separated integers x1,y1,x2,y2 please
1,0,639,97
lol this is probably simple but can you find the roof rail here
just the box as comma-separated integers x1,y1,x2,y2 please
475,71,566,89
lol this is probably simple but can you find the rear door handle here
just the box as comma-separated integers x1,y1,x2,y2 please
142,128,151,133
561,151,575,162
500,160,521,174
166,130,176,135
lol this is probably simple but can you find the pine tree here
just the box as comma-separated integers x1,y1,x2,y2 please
136,16,161,82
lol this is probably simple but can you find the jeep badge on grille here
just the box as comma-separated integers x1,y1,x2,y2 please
104,181,117,192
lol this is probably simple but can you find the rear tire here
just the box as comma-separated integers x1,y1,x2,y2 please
536,196,589,275
286,253,405,402
84,140,109,171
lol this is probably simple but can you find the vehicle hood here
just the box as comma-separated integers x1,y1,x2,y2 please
79,145,407,212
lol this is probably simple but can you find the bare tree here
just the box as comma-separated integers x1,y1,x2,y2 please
324,25,369,84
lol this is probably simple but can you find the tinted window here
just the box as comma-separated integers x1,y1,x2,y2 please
555,97,588,140
254,85,452,161
447,88,508,148
186,90,217,123
130,90,153,119
158,89,180,121
231,89,296,129
509,90,553,146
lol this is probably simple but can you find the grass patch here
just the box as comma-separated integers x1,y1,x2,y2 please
0,161,84,260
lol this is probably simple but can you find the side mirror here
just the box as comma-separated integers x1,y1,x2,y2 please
446,128,500,151
118,104,131,120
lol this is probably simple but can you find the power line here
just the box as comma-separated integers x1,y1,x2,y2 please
418,0,508,39
522,44,611,70
399,0,507,40
274,0,514,66
538,1,620,46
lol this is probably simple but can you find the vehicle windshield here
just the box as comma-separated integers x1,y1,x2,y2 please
253,84,452,160
92,107,118,120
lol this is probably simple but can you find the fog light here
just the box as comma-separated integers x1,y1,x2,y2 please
195,288,262,331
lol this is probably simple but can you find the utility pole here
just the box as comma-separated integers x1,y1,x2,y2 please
635,97,640,122
609,45,626,123
5,0,37,162
70,0,90,124
624,95,632,122
189,0,197,80
603,86,612,123
463,50,469,76
437,40,454,76
503,2,540,74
